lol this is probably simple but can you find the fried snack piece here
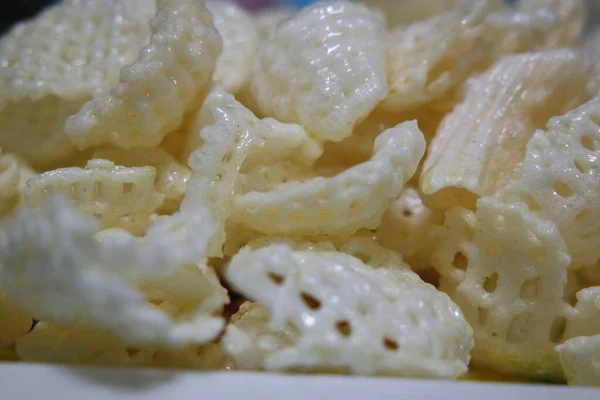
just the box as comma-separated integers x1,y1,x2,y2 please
432,198,571,379
183,87,321,257
224,244,472,377
23,159,164,235
250,1,387,142
67,0,222,149
496,97,600,269
0,0,155,168
421,49,596,209
232,121,425,237
0,197,226,346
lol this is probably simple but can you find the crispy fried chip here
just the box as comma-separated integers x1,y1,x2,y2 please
420,49,596,209
232,121,425,236
225,244,473,377
93,148,190,214
250,1,388,142
0,197,225,345
206,0,259,94
66,0,222,149
432,198,571,379
0,0,155,167
23,159,164,235
495,97,600,268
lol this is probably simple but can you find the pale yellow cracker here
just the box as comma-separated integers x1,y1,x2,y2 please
66,0,222,149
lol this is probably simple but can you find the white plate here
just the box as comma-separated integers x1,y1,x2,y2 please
0,364,598,400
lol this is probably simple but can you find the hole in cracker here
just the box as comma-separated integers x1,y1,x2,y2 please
576,209,591,223
126,347,141,357
549,317,566,343
301,292,321,310
581,135,598,151
574,159,590,174
336,320,352,337
123,183,134,193
268,272,285,285
383,337,399,351
452,252,468,270
520,278,540,299
522,193,542,212
553,180,574,198
483,273,498,293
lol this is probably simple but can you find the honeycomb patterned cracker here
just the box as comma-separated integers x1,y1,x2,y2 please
0,0,155,167
67,0,222,149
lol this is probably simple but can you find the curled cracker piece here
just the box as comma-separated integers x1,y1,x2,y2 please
66,0,222,149
0,289,32,348
0,197,226,346
183,87,321,257
250,1,388,142
557,335,600,386
496,97,600,268
432,198,571,379
206,0,260,94
93,147,190,214
0,0,155,168
225,244,473,377
23,159,164,235
232,121,426,236
420,49,596,209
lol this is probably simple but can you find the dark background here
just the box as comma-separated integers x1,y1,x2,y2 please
0,0,56,34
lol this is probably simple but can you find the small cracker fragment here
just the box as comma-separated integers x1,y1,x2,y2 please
66,0,223,149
